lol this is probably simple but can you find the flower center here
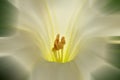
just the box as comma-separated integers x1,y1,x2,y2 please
50,34,68,63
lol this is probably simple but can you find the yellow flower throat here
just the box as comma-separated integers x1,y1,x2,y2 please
50,34,67,63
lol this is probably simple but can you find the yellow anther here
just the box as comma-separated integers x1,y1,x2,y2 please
52,34,66,51
61,37,65,44
52,34,66,62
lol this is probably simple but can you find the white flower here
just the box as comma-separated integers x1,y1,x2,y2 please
3,0,120,80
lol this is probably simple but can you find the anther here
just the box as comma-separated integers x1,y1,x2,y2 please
52,34,66,62
52,34,66,51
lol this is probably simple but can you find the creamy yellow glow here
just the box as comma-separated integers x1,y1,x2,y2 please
18,27,74,63
45,33,76,63
16,0,89,63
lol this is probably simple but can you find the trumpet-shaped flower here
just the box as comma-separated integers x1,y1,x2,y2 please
2,0,120,80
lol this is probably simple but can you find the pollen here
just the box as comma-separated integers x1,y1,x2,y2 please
51,34,66,63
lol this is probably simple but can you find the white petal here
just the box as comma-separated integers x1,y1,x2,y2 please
0,29,42,70
0,29,34,55
74,37,109,80
13,44,43,71
32,61,82,80
17,0,85,34
82,15,120,37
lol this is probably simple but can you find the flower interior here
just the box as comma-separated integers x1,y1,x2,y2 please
16,0,86,63
51,34,66,63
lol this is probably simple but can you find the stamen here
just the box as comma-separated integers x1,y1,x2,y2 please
52,34,66,62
